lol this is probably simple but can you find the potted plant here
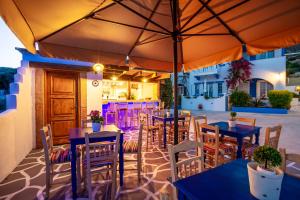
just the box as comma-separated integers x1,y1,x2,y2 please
228,111,237,127
247,146,283,200
90,110,104,132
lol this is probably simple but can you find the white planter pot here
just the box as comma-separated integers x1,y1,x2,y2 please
247,162,284,200
92,123,101,132
228,120,236,127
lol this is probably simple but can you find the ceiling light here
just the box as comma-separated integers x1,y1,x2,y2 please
93,63,104,73
112,76,118,81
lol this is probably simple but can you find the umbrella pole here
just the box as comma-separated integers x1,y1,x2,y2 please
172,0,179,146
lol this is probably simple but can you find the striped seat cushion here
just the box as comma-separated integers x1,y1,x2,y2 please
50,147,80,164
204,143,235,154
123,140,138,153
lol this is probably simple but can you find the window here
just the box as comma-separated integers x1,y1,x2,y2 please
218,82,223,96
195,84,199,96
260,81,273,98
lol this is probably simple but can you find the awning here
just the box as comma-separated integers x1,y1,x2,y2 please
1,0,300,72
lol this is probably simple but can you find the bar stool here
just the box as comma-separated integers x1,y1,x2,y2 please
146,102,155,115
105,102,117,125
116,103,128,129
129,102,142,128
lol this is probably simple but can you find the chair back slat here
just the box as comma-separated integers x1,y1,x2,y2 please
193,115,207,140
168,140,204,182
265,125,282,149
236,117,256,126
139,112,149,127
280,148,300,179
84,131,120,170
40,125,54,167
197,123,221,168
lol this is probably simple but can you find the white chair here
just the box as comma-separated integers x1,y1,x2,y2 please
168,140,204,199
40,124,81,198
83,131,120,200
123,124,143,182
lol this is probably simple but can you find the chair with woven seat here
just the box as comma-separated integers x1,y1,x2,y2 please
139,113,160,150
123,124,143,182
197,123,235,168
83,131,120,200
116,103,128,129
128,102,142,128
245,125,282,160
168,140,204,199
192,115,207,139
40,125,81,198
280,148,300,179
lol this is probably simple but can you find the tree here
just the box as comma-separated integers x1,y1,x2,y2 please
160,78,174,109
226,58,252,90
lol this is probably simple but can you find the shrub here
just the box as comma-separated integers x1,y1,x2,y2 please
230,90,251,107
253,146,282,170
267,90,293,109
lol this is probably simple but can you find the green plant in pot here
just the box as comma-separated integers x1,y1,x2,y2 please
247,146,283,200
90,110,104,132
228,111,237,127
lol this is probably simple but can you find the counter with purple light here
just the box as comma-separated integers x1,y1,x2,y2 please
102,100,160,128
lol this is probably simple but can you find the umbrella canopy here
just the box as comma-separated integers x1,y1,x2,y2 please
1,0,300,72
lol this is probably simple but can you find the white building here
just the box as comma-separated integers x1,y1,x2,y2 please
178,49,292,111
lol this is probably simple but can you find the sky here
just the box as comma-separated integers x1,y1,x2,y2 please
0,17,24,68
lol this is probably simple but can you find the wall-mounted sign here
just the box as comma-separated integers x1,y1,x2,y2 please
92,80,99,87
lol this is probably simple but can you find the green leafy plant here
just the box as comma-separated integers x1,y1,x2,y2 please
251,97,265,107
160,78,174,109
253,146,282,170
267,90,293,109
230,90,251,107
230,111,237,120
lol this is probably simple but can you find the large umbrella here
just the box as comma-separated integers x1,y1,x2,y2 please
1,0,300,145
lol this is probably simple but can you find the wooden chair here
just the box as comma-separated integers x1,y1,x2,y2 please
168,140,204,199
139,113,160,150
81,117,92,128
222,117,256,157
245,125,282,160
280,148,300,179
197,123,235,168
83,131,120,200
40,125,81,198
265,125,282,149
105,102,117,125
123,124,143,182
192,115,207,139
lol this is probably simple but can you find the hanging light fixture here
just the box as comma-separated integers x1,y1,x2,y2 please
93,63,105,73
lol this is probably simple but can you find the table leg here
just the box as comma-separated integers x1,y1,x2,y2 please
71,142,77,199
163,120,167,148
119,134,124,186
236,137,243,159
255,129,260,145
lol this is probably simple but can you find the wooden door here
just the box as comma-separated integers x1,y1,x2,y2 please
46,71,78,145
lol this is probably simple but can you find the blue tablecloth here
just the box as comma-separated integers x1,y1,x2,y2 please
173,159,300,200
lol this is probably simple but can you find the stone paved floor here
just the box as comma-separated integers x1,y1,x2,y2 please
1,110,300,200
191,107,300,154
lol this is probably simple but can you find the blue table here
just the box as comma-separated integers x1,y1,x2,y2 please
173,159,300,200
69,125,124,199
209,121,261,158
152,111,185,148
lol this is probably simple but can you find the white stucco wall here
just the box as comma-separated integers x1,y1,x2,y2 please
0,61,35,182
250,56,286,90
87,72,103,114
181,95,226,111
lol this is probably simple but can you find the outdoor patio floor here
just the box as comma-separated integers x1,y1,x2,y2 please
0,129,179,200
1,111,300,200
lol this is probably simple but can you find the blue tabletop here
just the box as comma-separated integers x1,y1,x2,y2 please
173,159,300,200
209,121,261,138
